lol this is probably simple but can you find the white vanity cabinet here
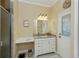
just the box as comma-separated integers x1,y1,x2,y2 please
34,38,56,57
49,38,56,52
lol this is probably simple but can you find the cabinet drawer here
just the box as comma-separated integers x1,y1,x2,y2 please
35,40,42,44
35,43,42,46
38,50,43,55
35,46,42,50
35,48,43,55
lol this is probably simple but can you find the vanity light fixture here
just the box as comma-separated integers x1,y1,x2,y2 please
38,14,48,20
38,15,42,20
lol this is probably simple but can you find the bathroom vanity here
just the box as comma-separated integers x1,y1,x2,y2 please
34,35,56,57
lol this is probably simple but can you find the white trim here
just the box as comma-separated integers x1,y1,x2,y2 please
42,20,47,34
74,0,79,58
34,19,38,34
60,8,71,16
18,0,58,7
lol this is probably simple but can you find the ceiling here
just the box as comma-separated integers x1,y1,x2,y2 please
19,0,58,7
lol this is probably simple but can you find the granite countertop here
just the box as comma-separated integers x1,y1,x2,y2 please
33,33,56,39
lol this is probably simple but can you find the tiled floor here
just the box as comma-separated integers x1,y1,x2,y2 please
36,53,61,58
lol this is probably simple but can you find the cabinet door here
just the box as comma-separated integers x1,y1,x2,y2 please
38,47,44,55
49,39,56,52
42,39,49,54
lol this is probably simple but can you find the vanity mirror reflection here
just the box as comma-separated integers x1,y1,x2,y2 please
34,14,48,35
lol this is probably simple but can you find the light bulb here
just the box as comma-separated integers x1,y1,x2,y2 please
38,16,42,20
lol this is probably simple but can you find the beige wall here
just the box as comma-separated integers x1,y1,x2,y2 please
14,1,50,38
48,0,65,35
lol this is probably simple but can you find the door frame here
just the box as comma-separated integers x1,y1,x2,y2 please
73,0,79,58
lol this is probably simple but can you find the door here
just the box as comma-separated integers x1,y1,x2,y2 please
58,9,71,58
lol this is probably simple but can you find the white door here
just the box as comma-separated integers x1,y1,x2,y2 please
57,9,71,58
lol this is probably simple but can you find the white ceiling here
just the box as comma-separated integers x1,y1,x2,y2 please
19,0,58,7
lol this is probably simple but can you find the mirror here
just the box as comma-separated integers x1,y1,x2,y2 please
37,20,47,34
34,15,48,34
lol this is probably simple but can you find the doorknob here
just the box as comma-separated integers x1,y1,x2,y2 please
59,36,61,38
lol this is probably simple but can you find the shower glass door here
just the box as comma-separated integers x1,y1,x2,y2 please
1,7,11,58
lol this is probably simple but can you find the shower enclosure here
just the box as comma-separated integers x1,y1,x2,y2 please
0,0,12,58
